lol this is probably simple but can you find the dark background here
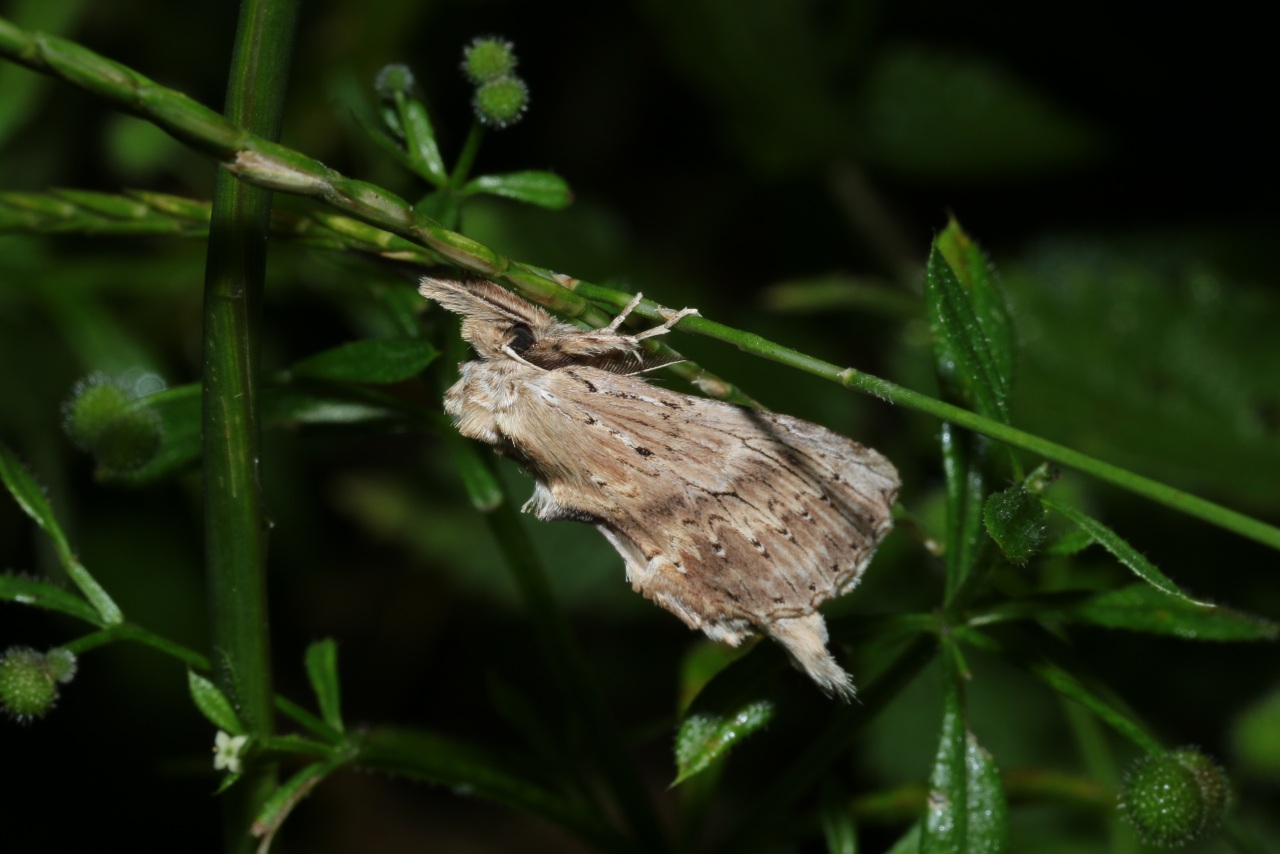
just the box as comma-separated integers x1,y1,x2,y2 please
2,1,1276,851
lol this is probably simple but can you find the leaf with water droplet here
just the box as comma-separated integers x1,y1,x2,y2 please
673,699,775,785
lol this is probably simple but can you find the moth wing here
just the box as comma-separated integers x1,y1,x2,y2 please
504,365,899,695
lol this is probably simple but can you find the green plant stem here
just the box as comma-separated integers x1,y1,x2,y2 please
449,121,484,188
1,19,1276,550
200,1,299,850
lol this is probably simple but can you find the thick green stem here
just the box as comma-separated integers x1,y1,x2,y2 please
201,1,299,849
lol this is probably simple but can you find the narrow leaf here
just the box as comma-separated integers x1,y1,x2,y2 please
923,654,969,852
188,670,245,735
357,727,626,851
819,777,859,854
983,485,1047,565
462,171,573,210
963,733,1010,853
263,389,397,428
252,758,346,844
1041,498,1208,605
924,224,1011,422
940,424,988,598
0,443,123,624
291,337,438,384
444,432,504,512
935,222,1015,404
1043,528,1093,557
923,646,1010,853
673,699,775,785
980,586,1278,641
0,573,102,624
304,639,344,733
396,92,447,186
1069,585,1278,640
111,385,201,484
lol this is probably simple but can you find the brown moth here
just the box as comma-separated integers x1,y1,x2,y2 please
420,278,899,699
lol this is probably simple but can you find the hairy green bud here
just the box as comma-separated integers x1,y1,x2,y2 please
472,75,529,129
0,647,70,723
462,37,517,84
61,373,164,474
63,374,131,451
1118,748,1231,847
374,63,416,100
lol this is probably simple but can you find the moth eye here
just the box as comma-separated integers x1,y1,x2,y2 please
507,323,536,353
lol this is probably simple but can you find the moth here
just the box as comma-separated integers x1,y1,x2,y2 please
420,278,899,699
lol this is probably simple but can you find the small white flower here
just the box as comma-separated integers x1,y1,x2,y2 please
213,730,248,774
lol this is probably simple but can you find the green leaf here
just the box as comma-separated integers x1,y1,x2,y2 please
1230,688,1280,779
978,586,1278,641
462,171,572,210
415,189,461,230
923,653,966,851
261,733,336,758
941,424,988,599
109,385,202,483
673,698,775,785
0,573,102,624
925,222,1012,422
923,647,1009,853
1043,527,1093,557
263,388,398,428
962,732,1010,853
983,485,1047,565
350,108,432,183
291,337,438,385
0,443,123,624
252,758,346,843
357,727,626,850
443,433,504,512
188,670,245,735
395,91,447,186
304,639,344,733
1041,498,1208,606
819,777,858,854
885,824,923,854
936,222,1015,397
274,695,343,744
487,676,564,773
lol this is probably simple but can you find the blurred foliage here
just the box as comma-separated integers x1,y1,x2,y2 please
2,0,1278,852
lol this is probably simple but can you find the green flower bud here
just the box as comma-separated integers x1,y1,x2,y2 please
462,37,517,84
472,75,529,129
44,648,78,684
0,647,64,723
374,63,416,101
62,373,164,474
1118,748,1231,847
63,374,131,451
93,406,162,473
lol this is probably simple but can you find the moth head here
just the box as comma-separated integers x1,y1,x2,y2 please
419,277,565,360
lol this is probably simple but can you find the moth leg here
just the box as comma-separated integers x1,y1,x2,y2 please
602,291,645,334
632,306,700,342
